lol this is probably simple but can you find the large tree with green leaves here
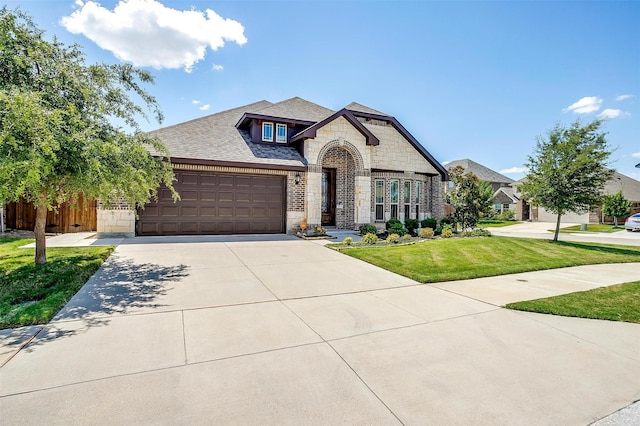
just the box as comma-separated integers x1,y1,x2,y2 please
602,190,631,227
445,166,493,230
520,119,613,241
0,8,176,264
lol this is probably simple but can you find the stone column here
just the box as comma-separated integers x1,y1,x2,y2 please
354,174,371,227
306,168,322,228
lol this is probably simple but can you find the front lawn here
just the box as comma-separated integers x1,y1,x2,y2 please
558,224,625,233
340,236,640,283
506,281,640,323
477,220,520,228
0,237,114,329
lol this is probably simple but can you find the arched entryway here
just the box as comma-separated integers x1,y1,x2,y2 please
319,145,356,229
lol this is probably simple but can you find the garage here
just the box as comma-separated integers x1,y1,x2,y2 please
137,170,285,236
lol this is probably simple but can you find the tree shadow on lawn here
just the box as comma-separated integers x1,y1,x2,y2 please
3,254,189,354
555,240,640,257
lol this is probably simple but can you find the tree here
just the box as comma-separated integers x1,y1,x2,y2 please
445,166,492,230
520,120,613,241
601,191,631,227
0,8,176,264
477,180,495,217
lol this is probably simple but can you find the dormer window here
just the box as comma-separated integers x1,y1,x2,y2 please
262,122,273,142
276,123,287,143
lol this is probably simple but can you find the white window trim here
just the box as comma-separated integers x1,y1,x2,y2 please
375,179,385,221
275,123,287,143
390,179,399,220
262,122,273,142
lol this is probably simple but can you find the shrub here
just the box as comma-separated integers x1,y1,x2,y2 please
359,224,378,236
441,228,454,238
470,228,491,237
342,237,353,245
386,233,400,244
385,218,402,230
421,217,437,230
419,227,434,239
362,233,378,244
440,216,456,226
388,224,407,237
496,210,516,221
404,218,419,235
401,233,413,242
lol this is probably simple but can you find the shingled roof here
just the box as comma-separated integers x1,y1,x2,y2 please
152,97,446,176
445,159,514,184
151,99,306,170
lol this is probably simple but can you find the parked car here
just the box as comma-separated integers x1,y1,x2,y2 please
625,213,640,232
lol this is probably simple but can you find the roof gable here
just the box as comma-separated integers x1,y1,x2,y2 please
291,108,380,146
250,97,334,122
446,159,514,184
344,102,387,115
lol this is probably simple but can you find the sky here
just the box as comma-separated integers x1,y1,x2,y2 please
5,0,640,180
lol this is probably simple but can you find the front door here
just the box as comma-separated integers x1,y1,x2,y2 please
321,168,336,226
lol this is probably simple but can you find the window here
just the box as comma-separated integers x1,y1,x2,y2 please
375,180,385,221
404,181,411,220
262,122,273,142
390,180,399,219
415,181,420,219
503,203,510,210
276,123,287,143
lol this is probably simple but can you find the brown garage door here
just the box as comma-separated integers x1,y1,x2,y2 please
137,171,285,236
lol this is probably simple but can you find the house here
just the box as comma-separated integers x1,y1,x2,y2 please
443,159,517,215
94,97,448,236
512,171,640,223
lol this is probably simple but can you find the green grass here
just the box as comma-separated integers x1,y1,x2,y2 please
558,224,625,233
340,236,640,283
477,220,520,228
506,281,640,323
0,237,114,329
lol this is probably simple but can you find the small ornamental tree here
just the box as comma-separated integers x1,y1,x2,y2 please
520,120,613,241
445,166,492,230
0,8,176,264
602,190,631,226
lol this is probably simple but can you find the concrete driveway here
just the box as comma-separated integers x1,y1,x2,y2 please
1,236,639,425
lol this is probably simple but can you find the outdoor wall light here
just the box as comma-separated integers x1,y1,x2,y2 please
295,172,301,185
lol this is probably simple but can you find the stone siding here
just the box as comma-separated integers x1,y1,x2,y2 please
322,146,356,229
97,209,135,237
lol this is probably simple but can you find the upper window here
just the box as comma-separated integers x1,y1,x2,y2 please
262,122,273,142
276,124,287,143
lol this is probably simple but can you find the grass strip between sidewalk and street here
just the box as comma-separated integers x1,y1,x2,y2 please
506,281,640,323
339,236,640,284
557,224,625,233
0,237,114,329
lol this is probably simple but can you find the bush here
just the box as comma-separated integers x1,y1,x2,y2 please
471,228,491,237
441,228,454,238
496,210,516,221
419,227,434,239
440,216,456,226
342,237,353,245
385,218,402,230
386,233,400,244
388,224,407,237
404,218,419,235
362,233,378,244
421,218,437,229
359,224,378,236
401,233,413,242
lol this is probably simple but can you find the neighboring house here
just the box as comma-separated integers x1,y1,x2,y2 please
444,159,517,215
512,171,640,224
91,97,447,236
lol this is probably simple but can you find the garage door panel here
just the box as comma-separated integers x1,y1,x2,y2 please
138,171,285,236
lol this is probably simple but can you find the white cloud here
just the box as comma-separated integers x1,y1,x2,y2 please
597,108,627,119
199,104,211,111
632,152,640,158
191,100,200,105
499,167,527,174
615,94,634,101
61,0,247,72
562,96,603,114
441,160,451,165
212,64,224,71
